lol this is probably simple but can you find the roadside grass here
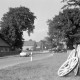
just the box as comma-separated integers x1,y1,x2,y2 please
0,52,80,80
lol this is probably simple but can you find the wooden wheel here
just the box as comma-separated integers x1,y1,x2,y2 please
58,57,78,76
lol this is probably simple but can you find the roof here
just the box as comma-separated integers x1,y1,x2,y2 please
36,41,42,46
0,38,10,47
23,40,36,46
0,33,10,47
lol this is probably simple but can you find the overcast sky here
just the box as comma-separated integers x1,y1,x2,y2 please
0,0,63,41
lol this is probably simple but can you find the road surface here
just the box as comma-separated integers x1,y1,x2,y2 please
0,53,53,70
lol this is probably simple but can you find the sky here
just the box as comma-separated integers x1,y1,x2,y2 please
0,0,64,42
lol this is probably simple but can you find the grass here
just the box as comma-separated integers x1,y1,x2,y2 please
0,52,80,80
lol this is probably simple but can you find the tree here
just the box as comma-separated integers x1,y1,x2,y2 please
0,6,36,50
44,37,53,49
47,8,80,49
61,0,80,49
47,0,80,49
62,0,80,9
47,14,66,48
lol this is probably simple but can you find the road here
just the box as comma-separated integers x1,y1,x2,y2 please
0,53,53,70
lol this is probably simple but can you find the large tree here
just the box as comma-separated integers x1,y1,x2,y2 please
47,8,80,49
62,0,80,9
62,0,80,48
0,6,36,50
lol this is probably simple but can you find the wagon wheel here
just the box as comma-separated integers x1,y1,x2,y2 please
58,57,78,76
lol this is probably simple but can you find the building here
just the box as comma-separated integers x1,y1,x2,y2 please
22,40,48,51
0,37,10,52
22,39,37,51
36,41,42,50
36,41,44,50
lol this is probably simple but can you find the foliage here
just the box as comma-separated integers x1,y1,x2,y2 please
62,0,80,9
47,8,80,49
0,6,36,50
61,0,80,48
44,37,53,48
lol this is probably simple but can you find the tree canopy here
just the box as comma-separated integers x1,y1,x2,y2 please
62,0,80,9
47,0,80,49
0,6,36,50
47,8,80,49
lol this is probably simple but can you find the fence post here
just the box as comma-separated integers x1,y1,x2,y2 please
31,52,32,61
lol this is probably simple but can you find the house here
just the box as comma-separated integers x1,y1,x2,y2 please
0,37,10,52
22,40,48,51
36,41,48,50
36,41,43,50
22,39,37,51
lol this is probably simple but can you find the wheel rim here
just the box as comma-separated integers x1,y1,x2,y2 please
58,57,78,76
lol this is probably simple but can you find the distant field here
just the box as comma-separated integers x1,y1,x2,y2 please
0,52,80,80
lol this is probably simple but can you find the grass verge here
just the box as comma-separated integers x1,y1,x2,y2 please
0,52,80,80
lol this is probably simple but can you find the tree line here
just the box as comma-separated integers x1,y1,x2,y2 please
47,0,80,49
0,0,80,51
